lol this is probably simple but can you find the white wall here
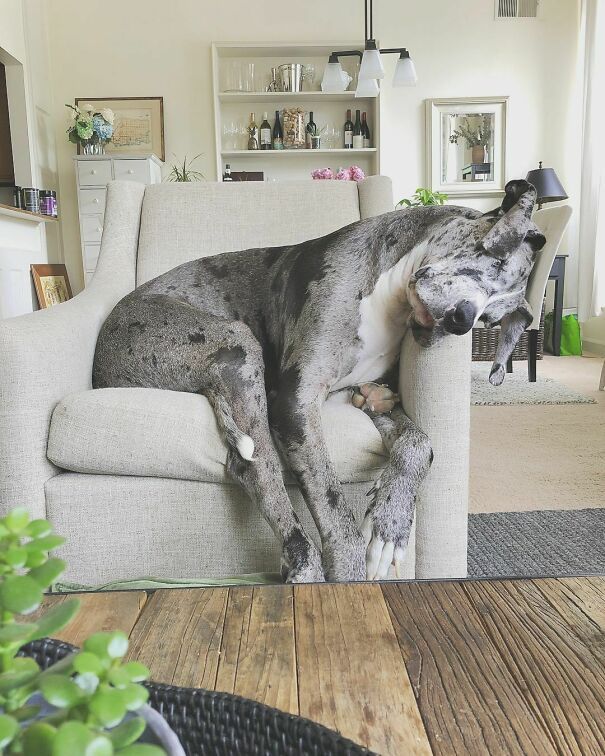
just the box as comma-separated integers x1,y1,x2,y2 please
44,0,581,296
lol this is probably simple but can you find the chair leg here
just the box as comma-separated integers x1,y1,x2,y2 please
599,359,605,391
528,330,538,382
506,356,513,373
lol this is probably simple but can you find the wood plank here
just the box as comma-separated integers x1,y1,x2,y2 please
125,588,228,688
221,585,298,715
382,581,554,756
34,591,147,646
463,578,605,754
295,583,431,755
556,576,605,632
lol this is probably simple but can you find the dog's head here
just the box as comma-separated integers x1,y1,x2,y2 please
408,179,545,354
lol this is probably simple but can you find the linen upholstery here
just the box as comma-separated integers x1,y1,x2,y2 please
47,388,388,485
0,176,468,584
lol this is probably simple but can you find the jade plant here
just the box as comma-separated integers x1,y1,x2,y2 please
0,508,164,755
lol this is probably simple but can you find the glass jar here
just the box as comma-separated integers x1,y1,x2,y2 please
282,107,306,149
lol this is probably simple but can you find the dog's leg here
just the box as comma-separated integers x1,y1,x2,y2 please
361,406,433,580
95,296,323,584
269,390,365,582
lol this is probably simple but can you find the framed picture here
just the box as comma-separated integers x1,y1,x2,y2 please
426,97,508,198
31,264,73,309
75,97,165,161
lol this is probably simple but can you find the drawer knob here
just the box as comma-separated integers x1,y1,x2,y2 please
127,169,135,174
93,198,99,204
97,227,103,233
91,170,97,175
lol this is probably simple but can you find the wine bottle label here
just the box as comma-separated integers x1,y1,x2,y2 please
363,137,370,148
261,128,271,144
273,137,283,149
353,134,363,149
344,131,353,147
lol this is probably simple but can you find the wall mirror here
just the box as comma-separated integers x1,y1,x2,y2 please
426,96,508,197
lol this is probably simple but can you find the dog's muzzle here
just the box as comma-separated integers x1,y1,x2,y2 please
443,301,477,335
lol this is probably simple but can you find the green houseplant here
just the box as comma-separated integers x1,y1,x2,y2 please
398,187,448,208
165,154,205,182
0,508,176,755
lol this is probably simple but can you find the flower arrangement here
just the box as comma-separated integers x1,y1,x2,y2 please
311,165,365,182
398,187,448,208
0,507,169,755
448,115,493,149
66,104,115,155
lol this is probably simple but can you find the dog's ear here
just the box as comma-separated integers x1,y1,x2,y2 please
477,180,537,259
488,300,533,386
525,227,546,252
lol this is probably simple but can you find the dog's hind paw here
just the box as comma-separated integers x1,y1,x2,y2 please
489,363,505,386
351,383,399,415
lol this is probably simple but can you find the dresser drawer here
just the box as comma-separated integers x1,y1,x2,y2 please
113,159,152,183
79,188,106,215
81,214,104,243
77,160,112,186
83,244,100,272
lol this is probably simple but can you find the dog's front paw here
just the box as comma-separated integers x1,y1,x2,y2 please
281,534,325,584
362,478,413,581
322,532,366,582
361,512,408,580
489,363,505,386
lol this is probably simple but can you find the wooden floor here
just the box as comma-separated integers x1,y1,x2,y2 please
43,577,605,755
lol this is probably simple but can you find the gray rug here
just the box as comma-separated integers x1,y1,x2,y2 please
468,508,605,578
471,364,596,405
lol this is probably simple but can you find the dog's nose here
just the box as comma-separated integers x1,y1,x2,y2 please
443,301,476,335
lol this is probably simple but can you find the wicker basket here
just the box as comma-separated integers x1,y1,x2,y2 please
472,301,545,362
20,638,372,756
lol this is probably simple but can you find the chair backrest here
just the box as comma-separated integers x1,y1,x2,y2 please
135,177,392,285
525,205,572,330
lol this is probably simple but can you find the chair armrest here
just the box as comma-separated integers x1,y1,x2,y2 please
357,176,394,219
0,181,145,518
399,330,471,578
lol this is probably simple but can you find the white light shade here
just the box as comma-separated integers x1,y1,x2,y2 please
355,78,379,98
359,48,385,80
393,55,417,86
321,61,345,91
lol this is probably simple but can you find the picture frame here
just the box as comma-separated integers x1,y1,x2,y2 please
74,97,165,161
31,264,73,309
426,96,508,198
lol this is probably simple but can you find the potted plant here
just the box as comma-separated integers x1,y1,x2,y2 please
165,154,205,182
0,507,184,755
398,187,448,208
66,104,114,155
448,115,492,164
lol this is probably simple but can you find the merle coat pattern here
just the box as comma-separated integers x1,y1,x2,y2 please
93,179,545,582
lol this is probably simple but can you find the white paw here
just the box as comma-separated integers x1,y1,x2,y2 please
489,364,505,386
361,513,406,580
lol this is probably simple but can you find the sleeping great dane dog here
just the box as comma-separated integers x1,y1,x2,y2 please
93,179,545,583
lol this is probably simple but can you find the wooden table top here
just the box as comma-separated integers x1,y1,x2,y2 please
42,577,605,755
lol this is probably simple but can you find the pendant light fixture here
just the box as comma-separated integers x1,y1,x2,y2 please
322,0,417,97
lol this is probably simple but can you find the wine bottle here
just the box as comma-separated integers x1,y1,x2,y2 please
260,112,272,150
306,111,317,149
353,109,363,149
362,112,371,148
272,110,283,150
222,163,233,181
247,112,259,150
344,109,354,149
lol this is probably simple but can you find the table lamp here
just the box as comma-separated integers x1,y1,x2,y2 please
526,162,568,210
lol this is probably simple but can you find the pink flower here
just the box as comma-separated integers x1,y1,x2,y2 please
311,167,333,180
349,165,365,182
335,167,351,181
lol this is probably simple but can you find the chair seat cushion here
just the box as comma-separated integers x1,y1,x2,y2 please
47,388,388,485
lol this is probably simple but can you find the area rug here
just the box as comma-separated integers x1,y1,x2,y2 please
471,364,596,405
468,508,605,578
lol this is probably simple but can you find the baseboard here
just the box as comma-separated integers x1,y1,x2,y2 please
583,338,605,357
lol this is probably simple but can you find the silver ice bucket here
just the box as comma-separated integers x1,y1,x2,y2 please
278,63,306,92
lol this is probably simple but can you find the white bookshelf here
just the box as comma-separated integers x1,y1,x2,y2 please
211,42,380,182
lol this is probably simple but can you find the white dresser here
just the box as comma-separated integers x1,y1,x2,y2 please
74,154,162,285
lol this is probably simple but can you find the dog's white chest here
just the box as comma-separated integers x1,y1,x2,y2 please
332,253,417,391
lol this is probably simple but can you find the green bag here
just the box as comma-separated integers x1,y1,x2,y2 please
544,311,583,356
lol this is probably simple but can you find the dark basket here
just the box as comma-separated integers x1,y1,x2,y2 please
472,300,545,362
20,638,373,756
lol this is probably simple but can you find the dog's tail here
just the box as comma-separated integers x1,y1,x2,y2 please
208,392,255,462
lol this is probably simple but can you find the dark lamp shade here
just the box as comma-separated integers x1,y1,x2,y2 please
525,165,568,203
